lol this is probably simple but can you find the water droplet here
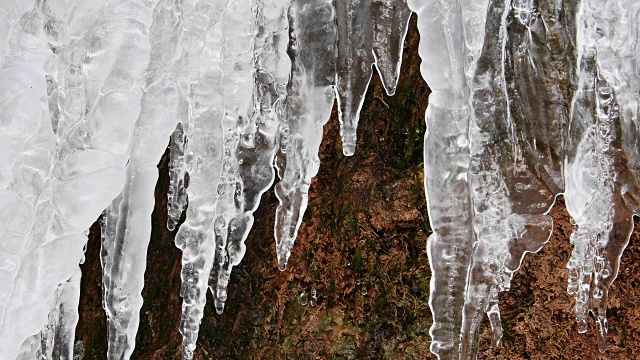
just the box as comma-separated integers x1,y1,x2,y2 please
310,288,317,307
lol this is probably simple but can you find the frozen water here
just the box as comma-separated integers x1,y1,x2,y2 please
100,0,183,356
564,0,640,351
1,0,639,359
409,0,640,358
273,0,337,271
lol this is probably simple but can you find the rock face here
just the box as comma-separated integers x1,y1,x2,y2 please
74,19,640,359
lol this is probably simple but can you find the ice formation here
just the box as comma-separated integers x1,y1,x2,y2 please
409,0,640,358
0,0,638,359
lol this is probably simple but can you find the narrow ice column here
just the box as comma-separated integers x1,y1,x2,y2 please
47,267,83,359
564,0,640,351
405,0,478,358
210,0,291,313
173,1,227,358
54,269,82,358
100,0,183,358
167,123,188,231
101,192,122,336
0,0,156,357
459,0,518,351
371,0,412,96
335,0,374,156
273,0,337,271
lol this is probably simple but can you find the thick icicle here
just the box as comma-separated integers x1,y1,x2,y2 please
100,0,183,357
461,0,579,356
335,0,374,156
210,0,291,312
0,1,64,357
410,0,575,358
174,0,227,358
461,0,569,356
565,0,640,351
405,0,477,357
1,0,158,356
273,0,337,271
371,0,412,96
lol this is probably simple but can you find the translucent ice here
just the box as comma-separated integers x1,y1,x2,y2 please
100,0,183,357
2,0,640,359
209,0,290,315
335,0,374,156
406,0,477,357
273,0,337,271
564,0,640,351
172,0,227,357
410,0,640,358
167,123,188,232
372,0,411,96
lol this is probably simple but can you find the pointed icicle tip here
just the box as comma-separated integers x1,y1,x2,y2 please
384,86,397,97
214,300,225,315
277,257,288,272
340,127,357,156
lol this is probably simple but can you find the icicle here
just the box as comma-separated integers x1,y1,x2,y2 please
335,0,374,156
461,0,565,356
167,123,188,231
48,268,83,359
174,0,227,358
371,0,411,96
565,0,640,351
100,193,122,336
1,0,159,356
2,0,640,358
406,0,480,357
410,0,572,358
459,0,578,355
100,0,183,358
210,0,291,313
273,0,337,271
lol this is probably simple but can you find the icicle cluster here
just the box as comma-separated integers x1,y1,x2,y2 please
409,0,640,358
0,0,410,358
0,0,638,359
